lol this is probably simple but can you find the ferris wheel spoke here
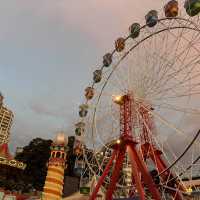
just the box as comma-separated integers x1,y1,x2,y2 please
147,45,177,89
152,102,200,115
146,30,200,95
113,51,137,91
147,55,200,98
164,140,187,174
153,80,199,101
127,41,173,97
153,138,188,193
95,122,120,140
165,153,199,190
146,109,188,137
126,35,160,92
99,64,126,94
157,59,200,92
175,17,200,40
95,103,119,123
80,11,200,197
152,29,196,90
151,79,200,101
158,20,193,60
134,46,156,91
156,20,187,68
91,110,113,124
154,91,200,102
160,19,200,54
145,44,199,96
104,72,126,93
115,26,199,101
135,108,184,186
167,23,200,73
126,29,170,94
150,111,200,148
141,47,164,91
95,118,120,143
158,45,199,89
112,68,129,92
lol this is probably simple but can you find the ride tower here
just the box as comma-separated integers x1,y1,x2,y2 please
0,92,26,170
42,132,68,200
89,94,184,200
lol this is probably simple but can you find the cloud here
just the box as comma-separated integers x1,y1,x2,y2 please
30,102,68,119
0,0,163,48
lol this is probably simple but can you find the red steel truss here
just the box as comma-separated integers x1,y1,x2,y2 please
89,94,184,200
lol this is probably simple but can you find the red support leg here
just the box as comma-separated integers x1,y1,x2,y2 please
127,145,146,200
105,148,126,200
148,147,184,200
155,158,183,200
139,106,184,200
90,94,179,199
128,143,161,200
173,185,184,200
89,149,117,200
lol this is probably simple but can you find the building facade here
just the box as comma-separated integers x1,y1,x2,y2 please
0,94,13,144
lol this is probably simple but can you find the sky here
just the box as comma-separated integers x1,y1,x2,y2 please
0,0,192,153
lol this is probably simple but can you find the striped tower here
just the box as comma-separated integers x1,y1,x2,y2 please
42,132,68,200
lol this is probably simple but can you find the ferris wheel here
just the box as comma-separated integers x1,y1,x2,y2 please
73,0,200,199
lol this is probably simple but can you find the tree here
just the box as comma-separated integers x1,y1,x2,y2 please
15,138,52,191
65,136,76,176
0,136,77,192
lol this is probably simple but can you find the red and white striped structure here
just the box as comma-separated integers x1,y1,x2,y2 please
42,133,67,200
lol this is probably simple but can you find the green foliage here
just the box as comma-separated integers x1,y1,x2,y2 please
0,136,77,193
65,136,76,176
14,138,52,191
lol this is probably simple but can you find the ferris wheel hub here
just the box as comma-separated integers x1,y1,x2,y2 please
113,95,124,105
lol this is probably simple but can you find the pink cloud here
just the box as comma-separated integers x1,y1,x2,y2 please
8,0,163,47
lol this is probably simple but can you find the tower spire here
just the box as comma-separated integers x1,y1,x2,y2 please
42,132,68,200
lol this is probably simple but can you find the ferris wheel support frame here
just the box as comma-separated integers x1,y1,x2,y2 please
90,94,163,200
80,11,200,199
139,106,185,199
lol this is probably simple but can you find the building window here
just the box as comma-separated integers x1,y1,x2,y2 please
62,153,65,159
56,152,61,158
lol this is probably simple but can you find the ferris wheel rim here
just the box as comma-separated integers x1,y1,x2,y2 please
105,17,200,62
79,13,200,195
91,23,200,151
82,16,200,177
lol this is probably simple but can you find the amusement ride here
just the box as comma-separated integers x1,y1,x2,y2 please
73,0,200,199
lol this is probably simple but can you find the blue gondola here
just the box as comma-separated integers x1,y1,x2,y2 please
129,23,140,39
103,53,112,67
145,10,158,27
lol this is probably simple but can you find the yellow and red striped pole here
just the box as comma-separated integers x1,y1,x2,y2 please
42,133,67,200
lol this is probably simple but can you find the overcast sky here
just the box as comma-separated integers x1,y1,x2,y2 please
0,0,187,152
